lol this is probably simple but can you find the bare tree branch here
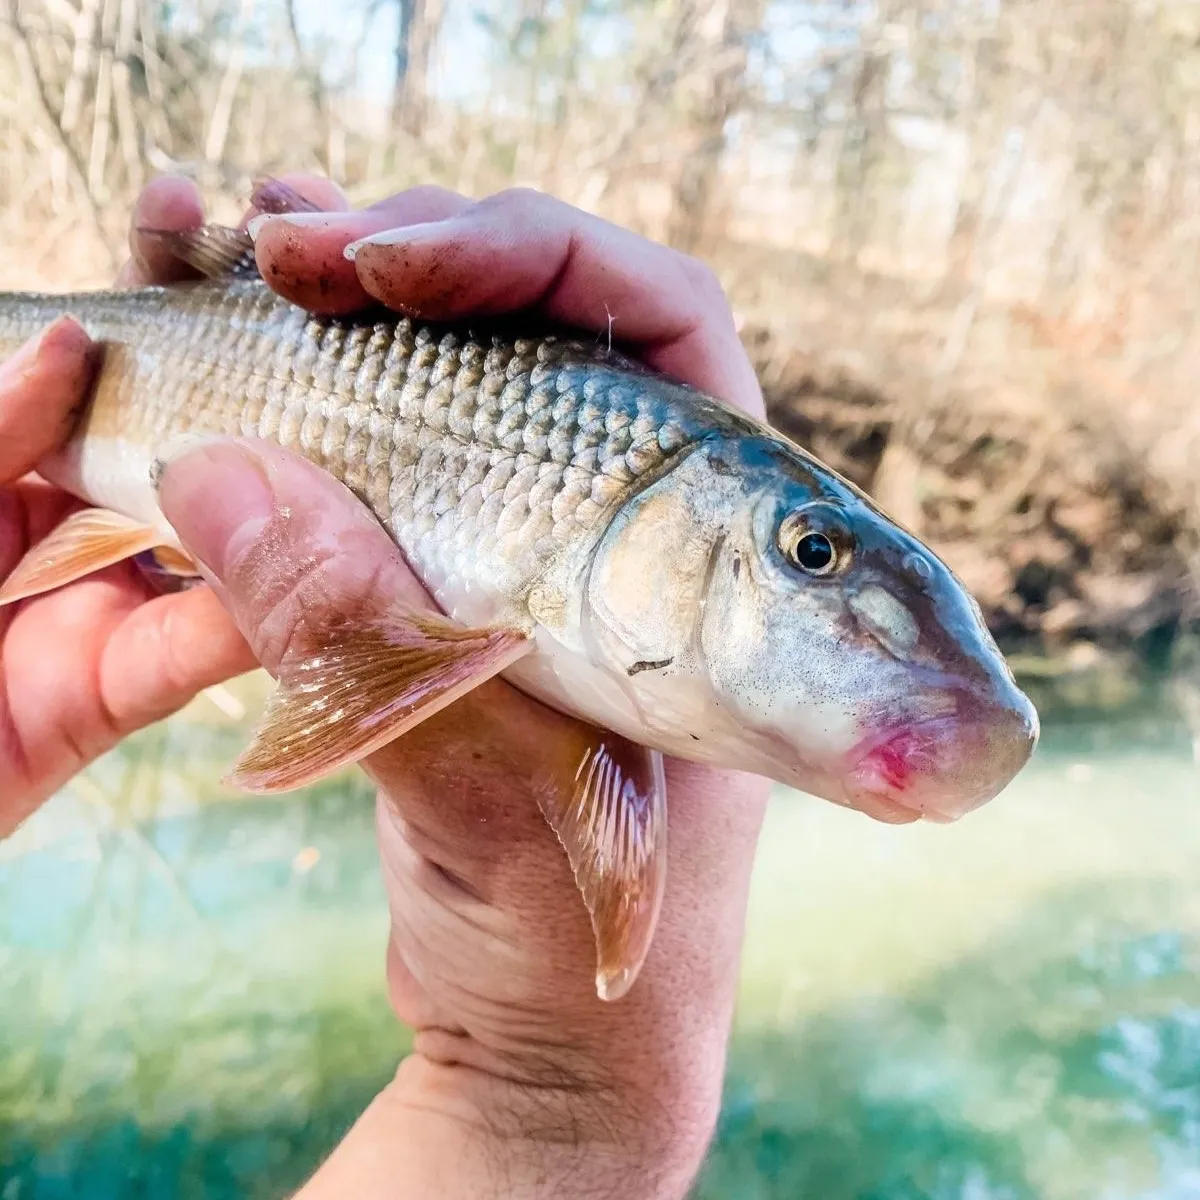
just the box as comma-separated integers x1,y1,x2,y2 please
5,0,115,265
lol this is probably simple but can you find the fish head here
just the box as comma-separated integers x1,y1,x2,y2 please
693,432,1039,822
583,428,1038,823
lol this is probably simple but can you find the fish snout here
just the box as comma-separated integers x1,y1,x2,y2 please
844,678,1039,822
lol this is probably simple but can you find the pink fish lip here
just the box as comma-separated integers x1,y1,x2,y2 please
845,716,962,774
842,713,1009,823
844,717,959,811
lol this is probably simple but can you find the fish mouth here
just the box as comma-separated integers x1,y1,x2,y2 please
843,717,963,821
843,698,1038,823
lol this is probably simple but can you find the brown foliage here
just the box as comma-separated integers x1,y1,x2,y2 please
2,0,1197,663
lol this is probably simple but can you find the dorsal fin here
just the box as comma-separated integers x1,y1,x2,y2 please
136,224,259,280
250,176,325,216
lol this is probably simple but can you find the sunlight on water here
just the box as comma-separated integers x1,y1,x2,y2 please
0,711,1196,1198
701,723,1200,1200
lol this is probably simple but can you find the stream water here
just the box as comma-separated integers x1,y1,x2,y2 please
1,700,1197,1198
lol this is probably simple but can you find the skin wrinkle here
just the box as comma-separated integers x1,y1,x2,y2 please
385,820,503,924
144,592,203,712
381,1072,606,1200
415,1025,604,1096
249,549,358,673
382,902,563,1068
407,1064,625,1158
518,223,580,329
396,812,498,909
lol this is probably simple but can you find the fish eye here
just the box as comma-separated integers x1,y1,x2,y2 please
778,508,854,577
795,532,835,573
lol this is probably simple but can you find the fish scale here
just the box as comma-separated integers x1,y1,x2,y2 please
0,278,730,622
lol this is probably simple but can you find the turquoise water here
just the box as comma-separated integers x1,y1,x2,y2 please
1,710,1197,1198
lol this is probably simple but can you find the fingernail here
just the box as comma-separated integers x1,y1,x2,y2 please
157,440,276,578
247,211,353,241
343,219,450,262
0,316,89,388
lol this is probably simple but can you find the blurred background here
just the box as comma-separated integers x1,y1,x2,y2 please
1,0,1198,1196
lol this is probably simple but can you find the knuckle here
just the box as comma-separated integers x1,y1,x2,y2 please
406,183,460,206
479,185,554,216
679,254,727,302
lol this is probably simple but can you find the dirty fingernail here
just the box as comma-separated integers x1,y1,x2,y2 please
343,219,453,261
248,211,354,241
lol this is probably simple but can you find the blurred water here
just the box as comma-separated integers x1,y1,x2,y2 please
0,715,1197,1199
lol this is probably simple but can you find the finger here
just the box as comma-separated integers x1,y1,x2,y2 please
0,567,252,817
98,584,255,732
0,317,97,485
157,438,438,672
346,189,763,414
0,571,145,830
115,172,349,289
246,186,469,314
117,174,206,286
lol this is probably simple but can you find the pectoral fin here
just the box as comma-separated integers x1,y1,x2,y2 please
230,608,531,793
250,177,324,215
0,509,166,606
536,735,668,1002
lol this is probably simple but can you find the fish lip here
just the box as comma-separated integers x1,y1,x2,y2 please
841,714,975,822
843,689,1037,821
843,714,962,775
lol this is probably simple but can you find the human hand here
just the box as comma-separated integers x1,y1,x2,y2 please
3,175,771,1199
169,181,771,1198
0,174,330,830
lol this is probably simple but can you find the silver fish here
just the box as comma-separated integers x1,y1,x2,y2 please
0,223,1039,998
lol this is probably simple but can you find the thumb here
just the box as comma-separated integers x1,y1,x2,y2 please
156,438,436,676
154,436,587,932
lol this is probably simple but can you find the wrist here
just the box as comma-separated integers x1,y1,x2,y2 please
298,1049,720,1200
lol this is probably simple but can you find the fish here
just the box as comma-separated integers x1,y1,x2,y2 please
0,218,1039,1000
